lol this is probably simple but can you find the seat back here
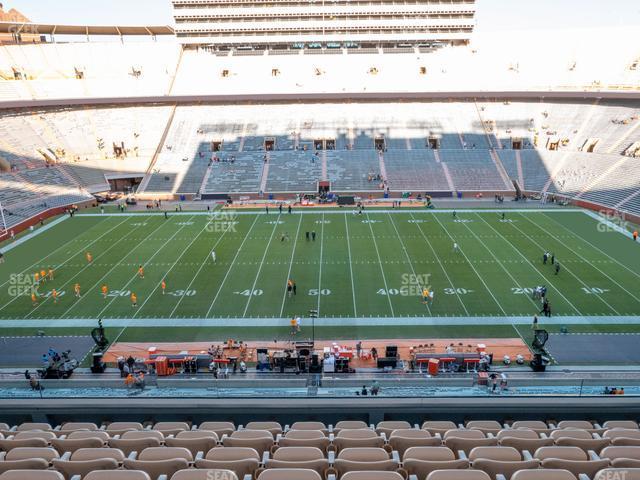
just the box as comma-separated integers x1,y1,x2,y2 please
59,423,98,432
138,447,193,462
245,422,282,436
16,424,52,432
108,437,162,456
341,473,405,480
198,422,236,437
51,437,105,454
601,446,640,460
426,470,491,480
121,430,165,441
171,470,239,480
0,471,64,480
273,447,325,461
67,430,110,442
5,447,59,462
334,421,368,431
85,471,151,480
510,470,577,480
468,446,522,461
594,469,640,480
257,469,322,480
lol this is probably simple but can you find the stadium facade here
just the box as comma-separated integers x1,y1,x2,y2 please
172,0,476,48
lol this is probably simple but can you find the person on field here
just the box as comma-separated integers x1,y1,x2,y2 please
74,283,81,298
211,251,216,263
101,284,108,299
634,230,638,241
161,280,166,295
138,266,144,278
131,292,138,307
86,252,93,264
555,262,560,275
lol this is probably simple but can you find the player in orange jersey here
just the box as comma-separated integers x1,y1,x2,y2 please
74,283,81,298
138,265,144,278
161,280,166,295
40,270,47,284
31,292,38,306
101,284,108,299
51,289,58,303
130,292,138,307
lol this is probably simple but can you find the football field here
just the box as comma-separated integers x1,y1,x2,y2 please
0,208,639,339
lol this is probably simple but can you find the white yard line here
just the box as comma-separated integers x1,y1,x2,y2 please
365,212,395,317
431,213,507,315
94,216,197,320
205,214,260,318
408,212,469,315
168,220,234,318
459,216,541,312
0,216,129,293
343,213,358,317
0,217,133,313
526,213,640,307
242,214,282,317
387,212,431,316
0,315,638,328
474,213,582,315
316,212,325,315
512,213,620,315
279,214,303,317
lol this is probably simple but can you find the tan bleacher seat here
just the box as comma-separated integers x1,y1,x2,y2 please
333,421,368,433
556,421,603,433
198,422,235,437
0,471,64,480
603,429,640,446
549,429,610,453
594,469,640,480
603,421,639,430
108,436,162,456
123,447,192,479
262,446,330,477
66,430,110,442
289,422,328,435
58,423,98,432
600,446,640,468
469,446,539,480
105,423,144,436
223,430,275,454
257,469,322,480
426,470,491,480
165,430,219,458
84,471,151,480
245,423,282,437
195,446,260,479
0,438,49,451
171,470,239,480
510,421,553,434
403,446,469,479
422,421,458,436
0,447,59,474
52,447,124,478
466,421,503,435
341,473,405,480
443,429,497,455
13,432,56,442
277,430,331,453
3,448,59,463
333,429,385,453
376,421,412,437
534,446,610,477
388,429,441,456
511,470,577,480
122,431,165,441
51,436,104,454
496,429,554,451
16,424,53,433
333,447,400,477
152,422,190,437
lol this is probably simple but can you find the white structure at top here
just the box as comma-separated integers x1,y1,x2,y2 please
172,0,476,48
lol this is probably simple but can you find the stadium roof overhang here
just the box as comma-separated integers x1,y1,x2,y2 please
0,21,175,36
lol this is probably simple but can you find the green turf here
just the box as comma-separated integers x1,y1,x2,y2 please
1,209,640,329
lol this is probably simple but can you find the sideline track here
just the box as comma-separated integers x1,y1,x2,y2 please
0,315,638,328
